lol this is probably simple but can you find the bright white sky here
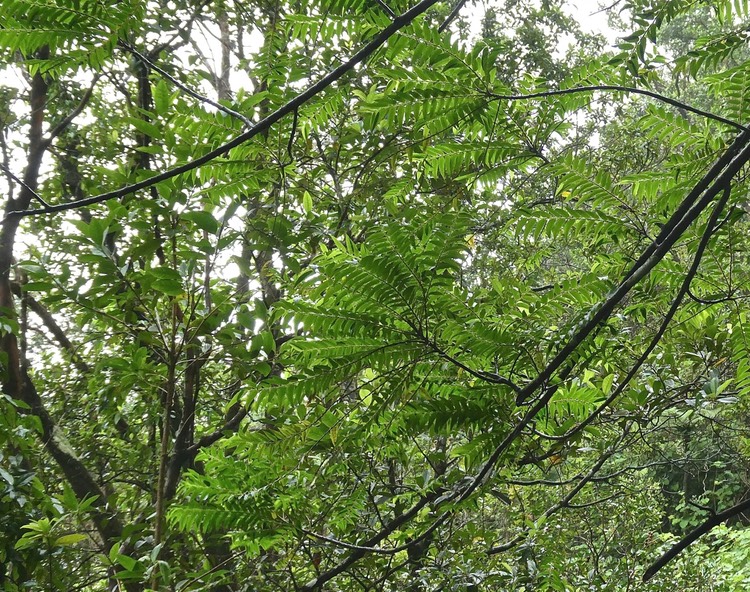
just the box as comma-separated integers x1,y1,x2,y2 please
570,1,620,43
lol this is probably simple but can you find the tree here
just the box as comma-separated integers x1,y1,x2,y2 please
2,0,750,590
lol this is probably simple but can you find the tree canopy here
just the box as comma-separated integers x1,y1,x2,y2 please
3,0,750,590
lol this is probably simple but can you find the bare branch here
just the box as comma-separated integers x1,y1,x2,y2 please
488,428,630,555
373,0,396,18
0,163,50,207
300,493,439,590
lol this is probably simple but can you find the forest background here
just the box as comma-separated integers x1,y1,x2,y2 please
3,0,750,590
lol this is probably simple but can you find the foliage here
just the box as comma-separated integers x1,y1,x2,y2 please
2,0,750,590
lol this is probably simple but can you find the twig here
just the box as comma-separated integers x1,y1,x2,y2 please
118,41,254,128
0,164,50,207
300,493,439,590
488,85,747,132
178,550,243,590
43,74,101,149
373,0,396,18
438,0,469,33
283,107,299,166
488,428,629,554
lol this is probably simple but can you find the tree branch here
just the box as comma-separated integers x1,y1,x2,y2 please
300,493,439,590
7,0,443,219
373,0,396,18
118,41,253,128
536,182,732,446
0,163,50,208
488,428,629,554
438,0,469,32
488,85,747,132
643,496,750,581
11,282,90,374
295,145,749,584
42,74,101,149
186,405,248,455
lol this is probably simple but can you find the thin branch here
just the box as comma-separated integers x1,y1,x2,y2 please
300,493,439,590
592,0,624,16
303,528,424,555
185,405,248,455
425,336,521,393
0,163,50,207
283,107,299,166
118,41,254,128
42,73,101,149
373,0,396,18
488,428,629,555
505,457,697,487
566,492,623,509
438,0,469,32
488,85,747,132
147,0,212,60
686,287,738,305
178,550,244,591
7,0,443,219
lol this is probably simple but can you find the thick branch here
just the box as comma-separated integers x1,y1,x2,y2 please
186,404,248,455
643,497,750,581
515,132,750,407
164,344,205,500
17,368,124,543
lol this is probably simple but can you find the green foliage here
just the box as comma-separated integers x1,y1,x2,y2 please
6,0,750,591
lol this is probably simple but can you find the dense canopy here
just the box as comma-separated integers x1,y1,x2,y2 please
3,0,750,590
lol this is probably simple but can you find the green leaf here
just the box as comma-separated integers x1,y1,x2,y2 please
115,553,138,572
55,533,87,546
153,79,171,116
152,279,184,296
182,211,220,234
302,191,313,214
127,116,161,139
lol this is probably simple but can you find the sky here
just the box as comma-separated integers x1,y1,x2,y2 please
570,1,621,43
